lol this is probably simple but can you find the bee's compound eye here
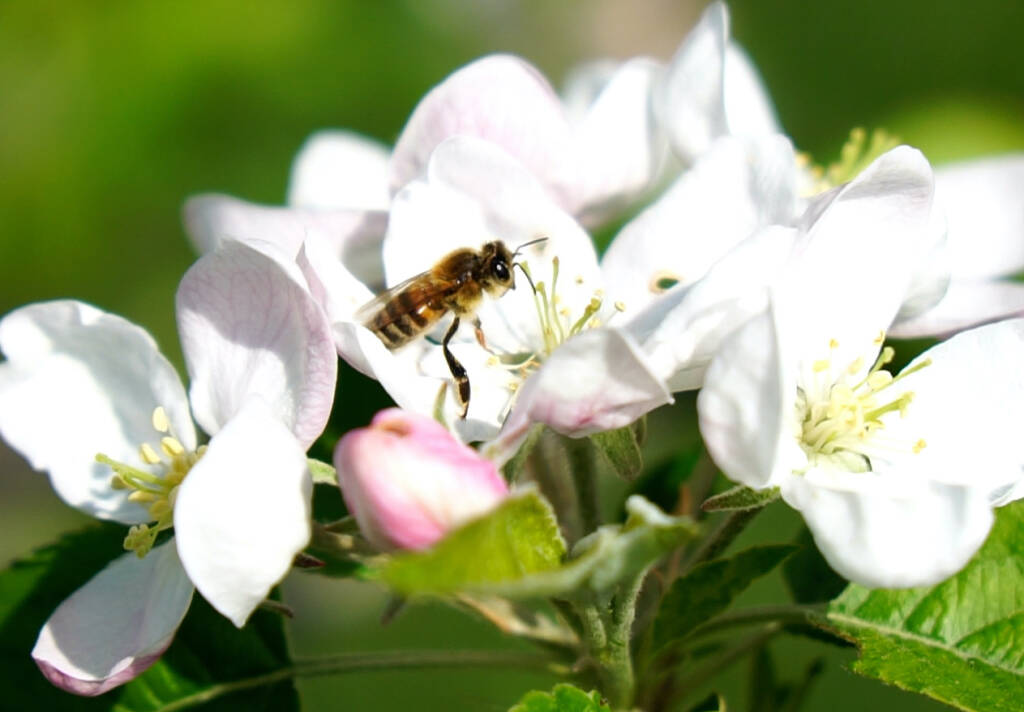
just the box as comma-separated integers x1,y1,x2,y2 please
492,260,511,282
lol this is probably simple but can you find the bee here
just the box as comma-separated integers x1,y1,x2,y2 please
356,239,545,418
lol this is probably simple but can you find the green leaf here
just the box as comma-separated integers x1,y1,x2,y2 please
701,486,779,512
590,425,643,480
307,457,337,486
651,545,797,653
509,683,611,712
378,493,697,599
826,501,1024,711
0,523,298,711
378,488,567,596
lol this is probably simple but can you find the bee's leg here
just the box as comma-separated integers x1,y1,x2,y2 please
472,317,491,352
442,317,470,418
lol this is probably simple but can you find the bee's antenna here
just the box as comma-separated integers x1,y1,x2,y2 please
513,261,539,295
512,236,549,258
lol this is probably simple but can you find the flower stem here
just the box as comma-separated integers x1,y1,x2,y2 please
578,571,646,710
563,435,602,536
155,649,563,712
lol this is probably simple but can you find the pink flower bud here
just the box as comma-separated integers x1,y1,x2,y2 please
334,409,509,550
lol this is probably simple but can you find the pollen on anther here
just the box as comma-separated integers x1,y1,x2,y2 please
152,407,170,433
913,439,927,454
829,338,839,350
139,443,162,465
614,301,626,312
873,330,886,345
161,436,185,457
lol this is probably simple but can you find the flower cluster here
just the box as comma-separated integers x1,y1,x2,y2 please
2,0,1024,703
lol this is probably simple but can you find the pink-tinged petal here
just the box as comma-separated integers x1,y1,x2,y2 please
722,43,780,139
601,136,797,314
783,469,994,589
625,225,799,391
571,57,666,223
32,542,194,696
389,55,576,209
177,240,336,448
936,153,1024,279
487,329,671,466
385,136,601,355
335,408,508,551
656,2,728,163
287,130,392,210
698,307,798,490
182,193,387,264
889,278,1024,338
0,301,194,523
173,398,311,627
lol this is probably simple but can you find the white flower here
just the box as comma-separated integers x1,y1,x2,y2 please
888,153,1024,338
0,240,336,694
697,147,1024,588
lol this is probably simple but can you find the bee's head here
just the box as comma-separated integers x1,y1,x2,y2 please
479,241,515,297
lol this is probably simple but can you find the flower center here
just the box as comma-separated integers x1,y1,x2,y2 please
487,256,624,389
798,127,901,196
97,407,205,558
796,338,930,473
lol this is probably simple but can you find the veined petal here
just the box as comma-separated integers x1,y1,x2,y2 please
389,54,575,208
722,42,780,140
889,278,1024,338
936,153,1024,279
571,57,666,223
182,193,387,266
287,130,391,210
487,329,671,466
656,1,728,162
177,240,336,448
626,226,798,391
32,542,194,696
698,307,796,490
601,136,797,314
0,301,194,523
783,470,994,588
173,399,311,627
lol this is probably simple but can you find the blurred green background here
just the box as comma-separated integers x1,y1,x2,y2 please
1,1,1022,709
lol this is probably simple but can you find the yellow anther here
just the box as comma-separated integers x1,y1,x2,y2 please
139,443,162,465
614,301,626,312
873,330,886,345
829,338,839,350
128,490,157,503
866,371,893,389
813,359,831,373
152,407,170,433
913,439,927,453
594,289,604,298
161,436,185,457
575,275,584,285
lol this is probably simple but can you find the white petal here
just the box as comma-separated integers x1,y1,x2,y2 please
936,153,1024,279
601,135,797,314
893,203,951,324
32,542,194,696
389,55,576,209
656,1,728,162
173,399,311,627
889,278,1024,338
0,301,194,523
177,240,336,448
384,136,602,355
880,318,1024,497
778,146,934,369
182,193,386,264
571,57,666,222
698,307,796,490
783,470,993,588
287,130,392,210
626,225,799,391
487,329,671,465
722,43,780,140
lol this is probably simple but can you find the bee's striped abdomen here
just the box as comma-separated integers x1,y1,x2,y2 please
368,288,445,350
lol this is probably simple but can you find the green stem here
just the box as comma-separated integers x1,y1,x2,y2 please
155,650,561,712
577,571,646,710
563,435,602,536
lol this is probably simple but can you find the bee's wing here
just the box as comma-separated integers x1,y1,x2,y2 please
353,270,460,326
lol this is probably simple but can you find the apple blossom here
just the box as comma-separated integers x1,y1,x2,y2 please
697,146,1024,588
335,408,509,551
0,240,336,694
